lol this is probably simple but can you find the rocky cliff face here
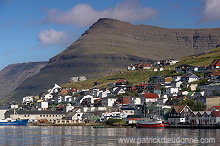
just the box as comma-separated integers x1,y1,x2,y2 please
0,62,47,100
5,18,220,102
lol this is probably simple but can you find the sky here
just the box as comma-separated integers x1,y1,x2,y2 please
0,0,220,70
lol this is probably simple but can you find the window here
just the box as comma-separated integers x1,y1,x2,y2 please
77,114,80,116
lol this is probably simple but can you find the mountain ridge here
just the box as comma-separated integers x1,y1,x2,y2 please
2,18,220,102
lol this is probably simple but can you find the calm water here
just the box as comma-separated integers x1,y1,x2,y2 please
0,126,219,146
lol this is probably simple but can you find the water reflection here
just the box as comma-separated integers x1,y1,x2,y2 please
0,126,219,146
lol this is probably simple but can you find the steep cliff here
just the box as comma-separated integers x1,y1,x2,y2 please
0,62,47,100
5,18,220,102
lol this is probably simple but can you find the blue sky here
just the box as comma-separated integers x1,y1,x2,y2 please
0,0,220,70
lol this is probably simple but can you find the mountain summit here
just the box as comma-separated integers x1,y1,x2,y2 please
5,18,220,101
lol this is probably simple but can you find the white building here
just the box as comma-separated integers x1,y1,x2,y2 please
37,101,48,111
0,108,8,119
141,93,159,103
54,95,73,104
166,87,179,94
23,96,34,105
102,97,118,107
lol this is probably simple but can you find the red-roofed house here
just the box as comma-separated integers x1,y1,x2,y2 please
115,79,127,86
209,59,220,69
209,111,220,124
141,93,159,103
210,106,220,111
143,63,152,69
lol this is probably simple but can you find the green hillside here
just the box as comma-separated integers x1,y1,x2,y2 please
63,47,220,89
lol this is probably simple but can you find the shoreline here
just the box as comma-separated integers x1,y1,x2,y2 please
27,123,220,129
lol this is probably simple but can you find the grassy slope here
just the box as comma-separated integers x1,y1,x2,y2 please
62,47,220,89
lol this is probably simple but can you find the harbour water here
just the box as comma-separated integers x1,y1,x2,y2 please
0,126,219,146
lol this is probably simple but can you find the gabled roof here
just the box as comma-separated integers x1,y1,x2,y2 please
213,106,220,110
175,64,193,68
171,105,192,113
212,111,220,117
181,73,199,79
142,93,159,98
172,105,186,113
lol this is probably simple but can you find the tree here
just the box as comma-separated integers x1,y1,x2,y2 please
176,99,206,111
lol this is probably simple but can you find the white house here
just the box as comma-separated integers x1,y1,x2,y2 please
130,97,141,106
181,73,200,83
54,95,73,104
23,96,34,105
102,97,118,107
166,87,179,94
141,93,159,103
188,111,220,125
0,108,8,120
97,90,111,98
44,84,61,100
37,101,48,111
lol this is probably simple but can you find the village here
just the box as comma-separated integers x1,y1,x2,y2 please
0,59,220,127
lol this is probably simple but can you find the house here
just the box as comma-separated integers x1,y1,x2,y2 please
141,93,159,103
115,79,127,86
165,87,179,94
22,96,34,105
165,77,172,84
54,95,73,104
4,110,65,123
126,115,142,124
70,76,87,83
181,73,199,83
130,97,141,106
116,96,130,105
0,108,8,120
37,101,48,111
97,89,111,98
120,107,135,116
102,97,118,107
127,64,136,71
175,64,194,73
43,84,61,100
167,105,192,123
210,106,220,111
205,83,220,96
65,108,84,123
204,69,220,79
189,111,220,125
148,76,165,84
111,86,126,95
142,63,152,69
209,59,220,69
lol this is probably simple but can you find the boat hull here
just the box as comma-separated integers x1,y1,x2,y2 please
0,119,29,126
137,123,165,128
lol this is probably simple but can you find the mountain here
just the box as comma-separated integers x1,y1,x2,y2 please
4,18,220,102
0,62,47,100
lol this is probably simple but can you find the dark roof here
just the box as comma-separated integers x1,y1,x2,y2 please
121,108,135,110
175,64,193,68
181,73,198,78
127,115,141,118
7,110,65,115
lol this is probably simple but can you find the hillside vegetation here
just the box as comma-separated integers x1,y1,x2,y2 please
63,47,220,90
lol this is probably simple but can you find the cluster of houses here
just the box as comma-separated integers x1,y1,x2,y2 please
0,59,220,125
127,59,178,71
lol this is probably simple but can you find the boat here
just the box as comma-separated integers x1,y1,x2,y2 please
0,119,29,126
137,103,165,128
137,118,165,128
